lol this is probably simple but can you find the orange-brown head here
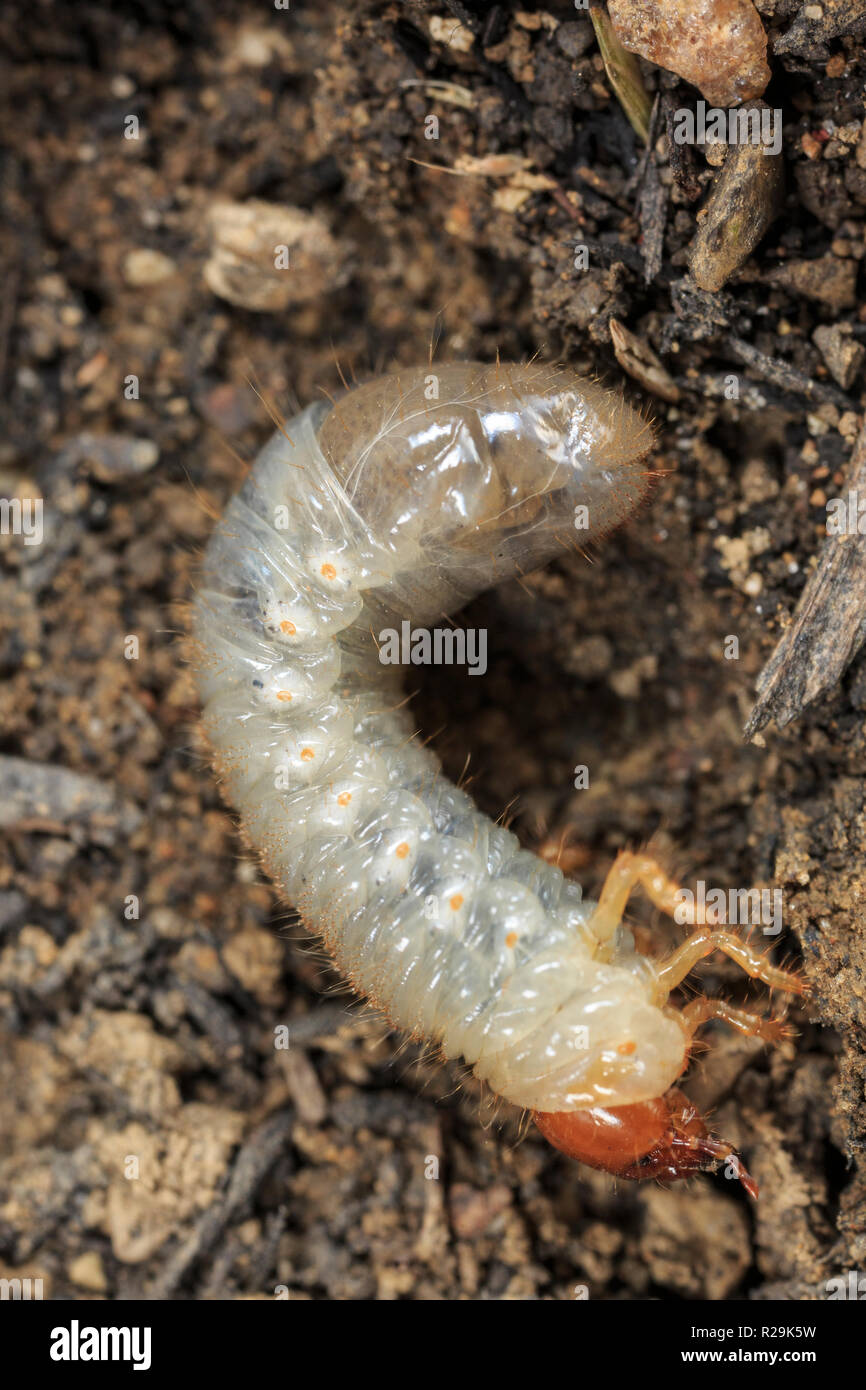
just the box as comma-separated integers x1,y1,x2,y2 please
532,1086,758,1198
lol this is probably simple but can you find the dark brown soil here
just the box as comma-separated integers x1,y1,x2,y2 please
1,0,865,1301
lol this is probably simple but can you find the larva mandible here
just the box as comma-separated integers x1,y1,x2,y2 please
193,362,804,1196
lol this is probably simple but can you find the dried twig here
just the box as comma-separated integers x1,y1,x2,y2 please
147,1109,293,1299
729,337,853,411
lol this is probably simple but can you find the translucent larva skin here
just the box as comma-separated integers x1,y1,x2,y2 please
193,363,683,1114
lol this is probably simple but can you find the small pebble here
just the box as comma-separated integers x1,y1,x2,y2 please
429,15,474,52
204,200,347,312
769,255,858,311
812,323,865,389
743,571,763,596
801,132,823,160
122,248,177,287
68,1251,108,1293
608,0,770,108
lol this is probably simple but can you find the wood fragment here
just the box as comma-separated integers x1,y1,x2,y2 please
285,1003,367,1045
637,158,667,285
610,317,680,402
745,415,866,737
277,1047,329,1126
688,104,784,293
728,336,853,411
664,94,703,202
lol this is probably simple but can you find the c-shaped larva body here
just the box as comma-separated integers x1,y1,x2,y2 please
193,363,804,1194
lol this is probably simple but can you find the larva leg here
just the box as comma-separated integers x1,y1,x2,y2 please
679,996,791,1044
656,926,805,998
588,850,720,944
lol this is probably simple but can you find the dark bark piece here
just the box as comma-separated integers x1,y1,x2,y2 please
664,96,703,202
638,158,668,285
728,335,853,410
773,0,866,57
745,416,866,737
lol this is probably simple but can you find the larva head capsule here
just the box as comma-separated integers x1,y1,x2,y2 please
532,1087,759,1198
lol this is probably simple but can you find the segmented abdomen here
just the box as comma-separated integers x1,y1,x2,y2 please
193,365,680,1112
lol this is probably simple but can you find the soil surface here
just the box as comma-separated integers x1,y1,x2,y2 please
1,0,865,1301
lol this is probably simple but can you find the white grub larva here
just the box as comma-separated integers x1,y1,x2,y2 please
193,362,805,1195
